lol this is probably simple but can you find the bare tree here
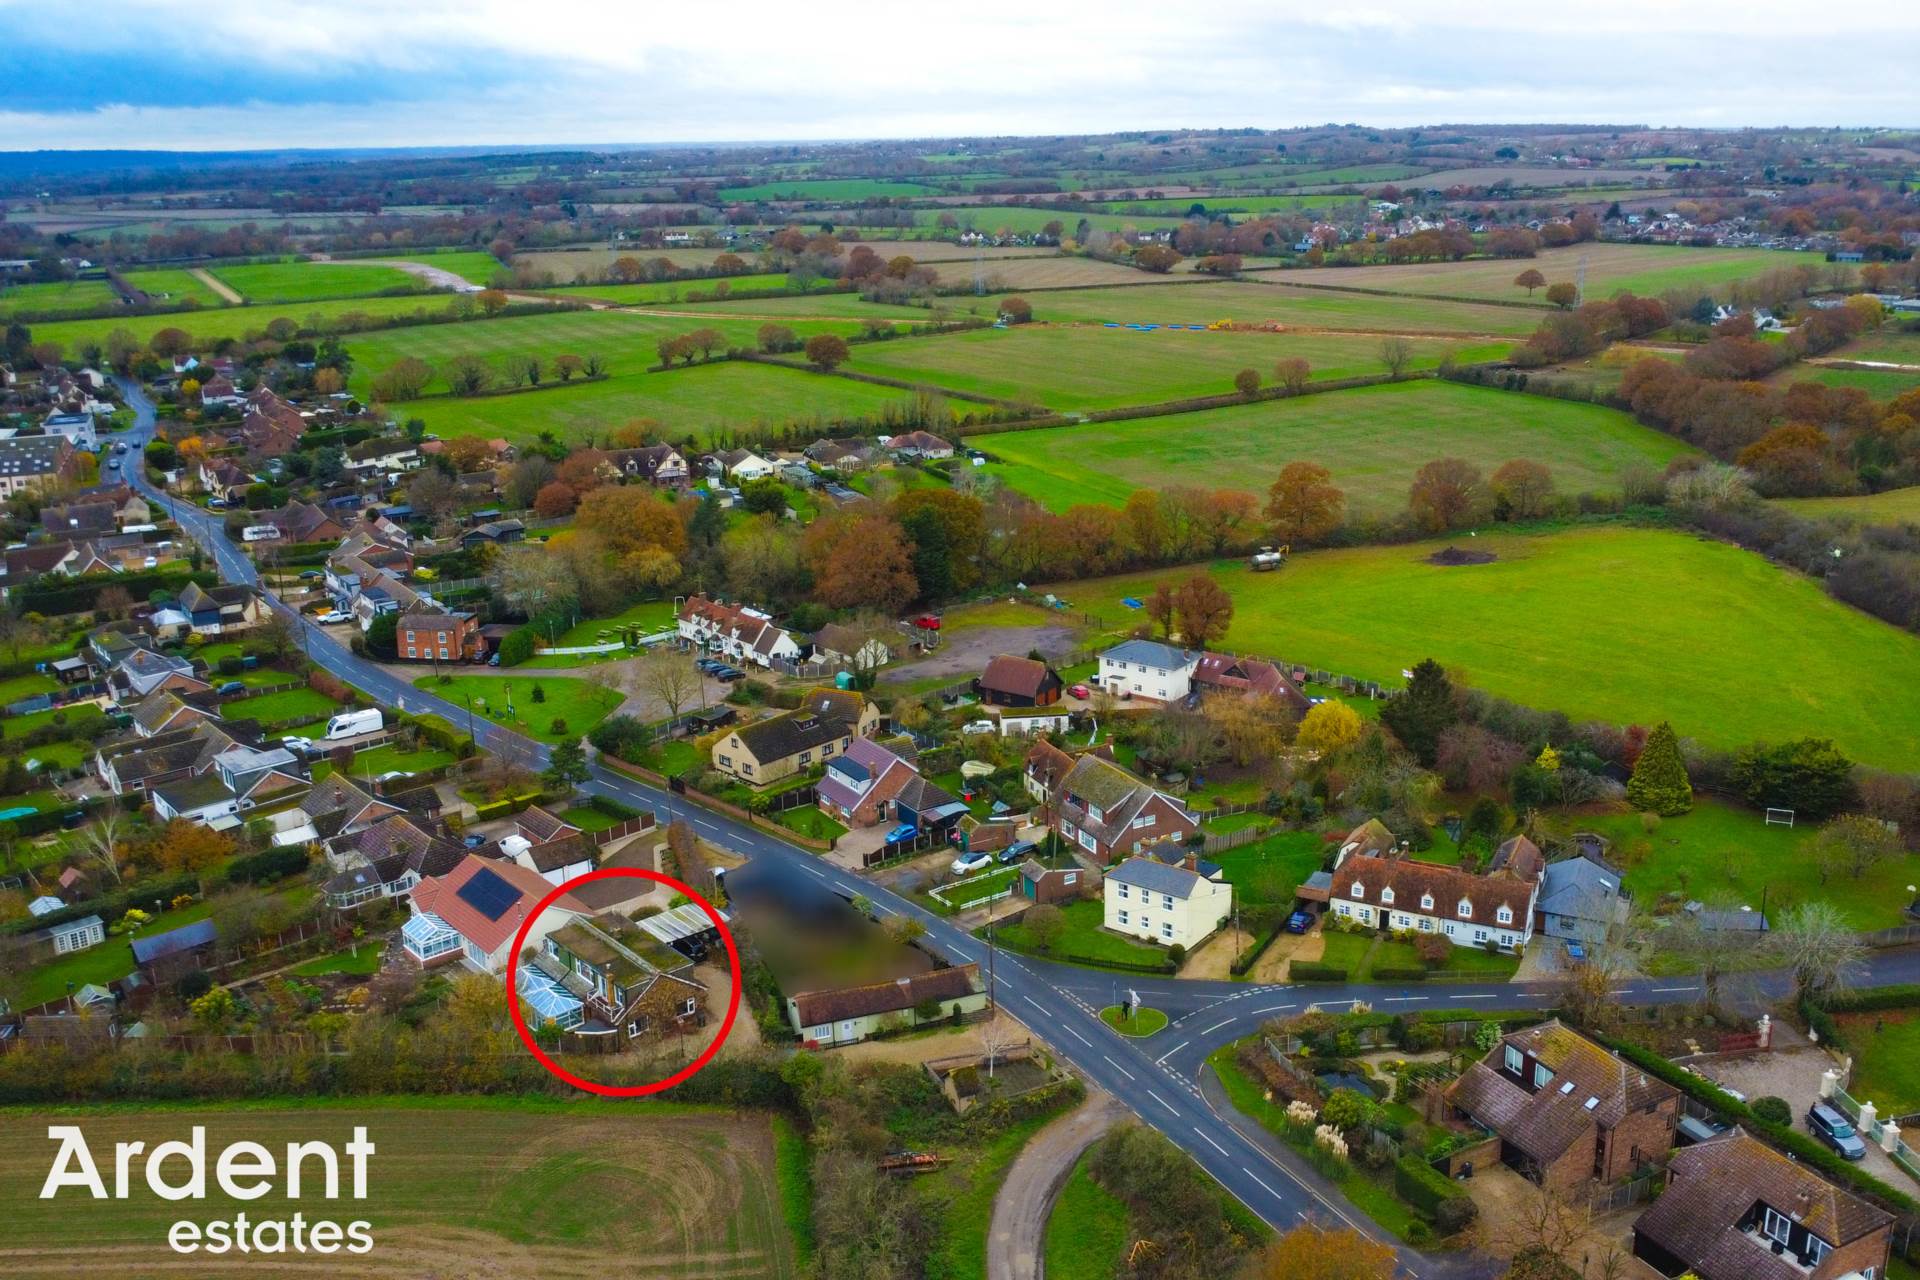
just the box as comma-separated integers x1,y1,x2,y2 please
1378,336,1414,380
1771,901,1866,1001
977,1018,1015,1079
631,644,701,731
1663,898,1759,1009
75,813,127,886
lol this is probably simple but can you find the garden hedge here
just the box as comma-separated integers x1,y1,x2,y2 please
1288,962,1349,982
1394,1153,1474,1220
1372,967,1429,982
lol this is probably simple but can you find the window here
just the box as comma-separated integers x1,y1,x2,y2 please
1445,922,1457,936
1533,1063,1553,1089
1419,918,1433,931
1473,929,1488,943
680,998,697,1016
1117,884,1130,900
1458,898,1473,918
1496,906,1513,925
1161,923,1173,939
1763,1209,1792,1246
1380,887,1395,905
718,754,733,768
1503,1045,1524,1074
799,751,812,765
1118,910,1130,925
1420,893,1434,911
1162,894,1173,910
1804,1239,1829,1267
1139,916,1151,930
1351,883,1366,900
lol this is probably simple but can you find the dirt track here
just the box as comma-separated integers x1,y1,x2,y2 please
986,1091,1128,1280
886,624,1080,685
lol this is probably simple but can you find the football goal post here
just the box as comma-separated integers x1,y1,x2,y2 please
1765,808,1795,827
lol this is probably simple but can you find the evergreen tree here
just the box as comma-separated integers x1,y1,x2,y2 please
898,503,953,603
543,741,590,792
1379,658,1457,765
1627,721,1692,815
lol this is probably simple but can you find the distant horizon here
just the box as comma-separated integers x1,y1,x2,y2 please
4,0,1917,152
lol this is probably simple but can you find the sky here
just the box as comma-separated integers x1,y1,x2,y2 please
2,0,1918,151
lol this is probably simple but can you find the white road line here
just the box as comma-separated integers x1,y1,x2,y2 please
1198,1129,1231,1157
1022,995,1048,1013
1146,1089,1177,1114
1383,996,1427,1003
1242,1167,1282,1199
1652,986,1697,993
1455,993,1496,1000
1103,1055,1136,1081
1060,1024,1093,1047
1250,1003,1294,1014
1155,1039,1190,1064
1202,1019,1234,1034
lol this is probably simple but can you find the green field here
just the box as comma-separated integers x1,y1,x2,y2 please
120,268,231,308
553,273,797,305
0,1102,798,1279
394,360,920,447
977,282,1543,336
225,687,340,725
981,380,1694,516
857,327,1504,411
1796,365,1920,399
28,292,486,354
388,248,504,285
0,278,120,319
720,177,939,200
1044,1152,1132,1280
1210,830,1328,904
554,599,677,646
208,259,427,303
1777,486,1920,527
1096,193,1367,216
905,206,1192,236
1274,244,1810,302
1061,525,1920,770
1837,1011,1920,1115
986,898,1167,969
414,674,623,742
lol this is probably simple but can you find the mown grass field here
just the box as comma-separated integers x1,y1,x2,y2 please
552,274,796,305
208,259,426,303
120,268,231,308
719,177,939,200
904,205,1192,236
1273,244,1810,302
30,292,482,353
1837,1010,1920,1114
386,248,503,286
857,326,1504,411
0,278,120,319
416,674,623,743
1044,1152,1132,1280
0,1101,799,1279
1777,485,1920,527
394,360,918,446
1059,524,1920,769
980,380,1693,516
977,281,1544,336
1796,365,1920,399
341,308,875,399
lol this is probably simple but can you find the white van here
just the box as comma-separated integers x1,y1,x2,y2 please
325,708,384,740
242,525,282,542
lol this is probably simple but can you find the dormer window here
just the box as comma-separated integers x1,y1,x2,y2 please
1458,898,1473,918
1379,887,1394,905
1420,893,1434,911
1350,883,1366,900
1496,906,1514,925
1503,1045,1523,1074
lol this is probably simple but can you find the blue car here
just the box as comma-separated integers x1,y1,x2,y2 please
885,823,918,844
1285,910,1316,934
1807,1103,1867,1160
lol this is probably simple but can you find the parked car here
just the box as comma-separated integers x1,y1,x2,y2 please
886,823,919,845
1068,684,1090,699
375,771,413,783
950,850,992,876
912,614,942,630
298,570,322,580
314,610,350,625
713,667,746,682
488,653,501,666
1807,1103,1867,1160
996,840,1037,865
280,736,314,755
695,658,723,673
1285,910,1316,933
216,680,246,695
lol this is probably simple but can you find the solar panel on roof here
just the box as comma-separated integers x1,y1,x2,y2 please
457,867,520,921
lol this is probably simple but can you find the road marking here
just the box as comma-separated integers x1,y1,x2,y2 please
1146,1089,1176,1114
801,864,828,879
1652,986,1697,993
1060,1024,1093,1047
1023,996,1049,1014
1103,1055,1136,1081
1197,1129,1231,1157
1455,993,1496,999
1241,1167,1282,1199
1155,1039,1190,1064
1202,1019,1234,1034
1250,1003,1294,1014
1383,996,1427,1003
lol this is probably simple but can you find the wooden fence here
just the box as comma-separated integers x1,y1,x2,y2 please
599,754,834,850
590,814,659,846
1201,821,1280,855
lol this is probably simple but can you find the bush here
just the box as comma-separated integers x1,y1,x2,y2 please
497,627,536,667
226,845,310,886
549,717,568,736
217,655,244,676
1395,1153,1475,1224
1752,1096,1793,1126
1288,962,1349,982
1372,967,1429,982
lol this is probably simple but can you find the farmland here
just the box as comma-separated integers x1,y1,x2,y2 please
388,359,920,446
979,379,1693,514
0,1102,800,1279
1269,243,1813,302
1057,524,1920,769
978,282,1544,336
856,326,1505,411
0,277,120,318
121,267,233,308
1777,485,1920,526
719,177,940,200
28,292,489,353
207,259,428,303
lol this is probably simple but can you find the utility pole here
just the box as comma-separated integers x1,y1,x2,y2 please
985,893,998,1014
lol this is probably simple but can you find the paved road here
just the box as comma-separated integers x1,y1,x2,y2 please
117,379,1920,1276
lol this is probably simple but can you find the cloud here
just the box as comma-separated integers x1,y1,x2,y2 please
0,0,1915,149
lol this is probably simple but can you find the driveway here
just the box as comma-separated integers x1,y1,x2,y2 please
986,1090,1127,1280
1692,1046,1913,1188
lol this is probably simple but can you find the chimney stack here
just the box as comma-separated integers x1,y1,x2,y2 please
1183,850,1198,872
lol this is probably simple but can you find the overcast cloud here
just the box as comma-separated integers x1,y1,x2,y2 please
2,0,1916,150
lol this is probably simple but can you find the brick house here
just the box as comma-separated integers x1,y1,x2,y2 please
978,654,1064,707
1328,826,1543,953
1050,754,1196,866
397,610,483,662
1632,1129,1892,1280
816,736,918,827
1020,858,1094,905
1440,1020,1680,1192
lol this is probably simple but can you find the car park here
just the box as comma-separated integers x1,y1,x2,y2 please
950,850,992,876
1807,1103,1867,1160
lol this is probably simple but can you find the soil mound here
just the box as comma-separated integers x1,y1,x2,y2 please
1426,545,1497,566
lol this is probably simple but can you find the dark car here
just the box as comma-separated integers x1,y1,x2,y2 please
695,658,723,673
996,840,1037,865
216,680,246,696
1807,1103,1867,1160
1285,910,1316,934
713,667,746,682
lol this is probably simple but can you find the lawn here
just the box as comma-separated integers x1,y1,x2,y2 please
1835,1009,1920,1116
935,866,1020,909
1566,798,1920,929
1793,365,1920,399
1778,486,1920,528
774,806,847,842
1211,829,1327,904
119,268,232,308
413,675,624,743
288,944,385,977
855,326,1505,412
325,742,458,779
1044,1152,1131,1280
0,278,120,319
975,281,1545,336
207,259,427,303
378,359,921,448
1100,1005,1169,1036
554,599,677,646
0,671,58,703
1061,525,1920,772
1273,244,1809,303
922,1104,1073,1280
0,1101,801,1278
986,897,1168,970
16,899,214,1009
29,291,489,354
224,686,339,726
982,380,1694,518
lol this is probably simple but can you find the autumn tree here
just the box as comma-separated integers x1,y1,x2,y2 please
1297,700,1364,758
1806,813,1902,882
1490,459,1555,520
1378,336,1413,379
1245,1224,1398,1280
153,819,235,873
443,355,493,396
804,334,851,370
573,485,689,560
1171,574,1233,648
1265,461,1346,544
553,353,586,382
533,481,578,518
1513,268,1547,296
476,288,509,316
1133,244,1182,272
999,296,1032,324
1234,367,1261,396
1408,457,1485,531
1143,582,1177,639
804,513,917,612
1274,357,1312,396
1208,693,1297,766
1544,282,1578,309
756,323,798,353
149,327,192,359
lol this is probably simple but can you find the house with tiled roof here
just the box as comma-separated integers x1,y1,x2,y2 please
1190,652,1310,714
529,913,707,1038
110,647,209,702
0,435,77,497
94,720,256,795
978,654,1063,708
817,736,919,827
606,444,688,486
787,964,987,1046
1632,1130,1891,1280
501,807,594,885
1104,854,1230,950
404,854,590,974
885,430,954,460
1051,754,1196,866
676,595,806,668
1439,1020,1680,1192
794,686,880,736
812,622,900,672
1328,819,1543,952
322,813,476,909
175,581,268,635
130,687,221,738
712,709,856,787
397,610,481,662
299,774,406,841
196,457,254,502
1097,638,1199,703
274,499,346,545
1536,852,1630,942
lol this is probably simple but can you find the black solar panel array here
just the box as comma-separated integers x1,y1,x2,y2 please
457,867,520,921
